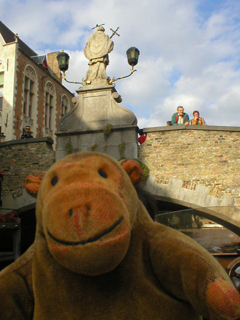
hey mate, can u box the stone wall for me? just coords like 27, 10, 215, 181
0, 138, 55, 197
138, 126, 240, 204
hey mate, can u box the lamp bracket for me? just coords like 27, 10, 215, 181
109, 68, 137, 84
61, 72, 82, 85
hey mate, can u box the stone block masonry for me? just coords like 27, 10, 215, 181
0, 138, 55, 197
138, 126, 240, 203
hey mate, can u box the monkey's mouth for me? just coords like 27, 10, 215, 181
47, 216, 124, 246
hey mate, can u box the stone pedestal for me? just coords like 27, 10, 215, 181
55, 84, 138, 161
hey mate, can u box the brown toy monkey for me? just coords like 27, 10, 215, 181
0, 152, 239, 319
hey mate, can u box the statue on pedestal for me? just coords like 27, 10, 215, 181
83, 26, 114, 85
56, 25, 138, 161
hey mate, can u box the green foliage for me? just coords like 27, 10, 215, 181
134, 159, 150, 183
118, 142, 125, 153
118, 158, 149, 183
103, 124, 113, 137
65, 137, 73, 155
91, 143, 98, 151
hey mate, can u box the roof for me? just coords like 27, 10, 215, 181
31, 55, 48, 69
0, 21, 37, 57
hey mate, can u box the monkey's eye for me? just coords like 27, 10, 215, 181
51, 176, 58, 186
98, 169, 107, 178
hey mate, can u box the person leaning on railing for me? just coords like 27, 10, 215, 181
21, 125, 33, 139
190, 110, 206, 126
171, 106, 190, 126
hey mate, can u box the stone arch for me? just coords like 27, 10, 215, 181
24, 64, 36, 82
146, 178, 240, 235
61, 94, 70, 117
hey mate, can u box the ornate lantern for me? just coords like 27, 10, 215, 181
57, 51, 70, 73
126, 46, 140, 69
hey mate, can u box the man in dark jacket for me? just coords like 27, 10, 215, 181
171, 106, 190, 126
21, 125, 33, 139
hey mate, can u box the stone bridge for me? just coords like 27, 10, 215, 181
1, 126, 240, 235
138, 125, 240, 235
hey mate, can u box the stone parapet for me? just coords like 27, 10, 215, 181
55, 125, 138, 161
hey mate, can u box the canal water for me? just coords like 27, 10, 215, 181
155, 212, 240, 254
181, 228, 240, 253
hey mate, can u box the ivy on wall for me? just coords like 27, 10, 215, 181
103, 124, 113, 137
65, 137, 73, 154
134, 159, 150, 183
91, 143, 98, 151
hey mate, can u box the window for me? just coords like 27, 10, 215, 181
61, 95, 69, 117
45, 91, 54, 129
23, 66, 36, 118
0, 72, 4, 88
23, 76, 34, 117
44, 82, 55, 132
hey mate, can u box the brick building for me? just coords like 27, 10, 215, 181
0, 21, 74, 147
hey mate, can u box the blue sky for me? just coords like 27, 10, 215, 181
1, 0, 240, 127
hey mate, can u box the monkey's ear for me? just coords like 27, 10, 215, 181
119, 160, 142, 187
24, 171, 45, 198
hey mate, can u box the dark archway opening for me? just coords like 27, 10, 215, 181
0, 208, 36, 270
155, 200, 240, 255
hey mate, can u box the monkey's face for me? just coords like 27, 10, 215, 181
36, 153, 139, 275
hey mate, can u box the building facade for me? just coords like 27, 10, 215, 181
0, 21, 74, 147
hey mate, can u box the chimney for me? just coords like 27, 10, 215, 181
47, 52, 62, 83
